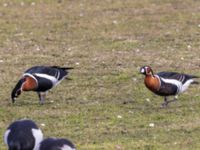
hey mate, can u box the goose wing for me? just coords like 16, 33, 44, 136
157, 72, 198, 84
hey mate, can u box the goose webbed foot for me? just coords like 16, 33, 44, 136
161, 96, 178, 108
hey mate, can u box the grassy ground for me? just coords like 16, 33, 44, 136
0, 0, 200, 149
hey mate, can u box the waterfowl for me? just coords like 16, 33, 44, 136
38, 138, 76, 150
140, 66, 199, 107
4, 119, 43, 150
11, 66, 73, 104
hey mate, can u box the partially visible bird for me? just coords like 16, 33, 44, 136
38, 137, 76, 150
4, 119, 43, 150
140, 66, 199, 107
11, 66, 73, 104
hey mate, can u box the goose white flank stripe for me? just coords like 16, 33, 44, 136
34, 73, 58, 86
160, 77, 182, 93
140, 66, 199, 107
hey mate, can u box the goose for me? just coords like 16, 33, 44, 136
11, 66, 73, 104
4, 119, 43, 150
140, 66, 199, 107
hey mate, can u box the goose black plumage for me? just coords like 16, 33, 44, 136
38, 138, 76, 150
11, 66, 73, 104
140, 66, 199, 107
4, 119, 43, 150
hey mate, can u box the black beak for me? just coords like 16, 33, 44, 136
11, 78, 25, 103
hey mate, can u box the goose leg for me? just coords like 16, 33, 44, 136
38, 92, 46, 104
165, 96, 178, 105
161, 97, 168, 108
161, 96, 178, 108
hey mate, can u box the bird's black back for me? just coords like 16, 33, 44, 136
25, 66, 72, 81
7, 120, 38, 150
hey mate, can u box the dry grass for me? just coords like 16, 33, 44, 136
0, 0, 200, 149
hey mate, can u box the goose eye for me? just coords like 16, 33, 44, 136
146, 67, 152, 74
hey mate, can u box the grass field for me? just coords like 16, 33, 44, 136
0, 0, 200, 149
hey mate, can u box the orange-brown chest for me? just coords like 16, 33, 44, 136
22, 77, 37, 91
144, 75, 160, 92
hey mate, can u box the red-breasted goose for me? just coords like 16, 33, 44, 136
4, 119, 43, 150
11, 66, 73, 104
140, 66, 199, 107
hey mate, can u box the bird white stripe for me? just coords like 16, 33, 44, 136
32, 128, 43, 150
61, 145, 76, 150
154, 75, 161, 88
160, 77, 195, 94
34, 73, 58, 85
181, 79, 194, 93
4, 129, 10, 146
23, 73, 38, 86
160, 77, 182, 93
56, 70, 60, 80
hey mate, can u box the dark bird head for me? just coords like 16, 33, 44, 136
11, 78, 26, 103
140, 66, 154, 76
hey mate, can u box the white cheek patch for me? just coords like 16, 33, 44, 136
140, 68, 145, 73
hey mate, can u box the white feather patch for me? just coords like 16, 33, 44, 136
56, 71, 60, 80
4, 129, 10, 146
23, 73, 38, 86
181, 79, 194, 93
140, 68, 145, 73
161, 77, 195, 94
32, 128, 43, 150
34, 73, 58, 86
61, 145, 76, 150
160, 77, 182, 93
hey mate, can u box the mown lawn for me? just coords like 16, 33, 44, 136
0, 0, 200, 149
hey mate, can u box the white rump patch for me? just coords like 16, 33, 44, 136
61, 145, 76, 150
32, 128, 43, 150
4, 129, 10, 146
181, 79, 194, 93
34, 73, 58, 86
